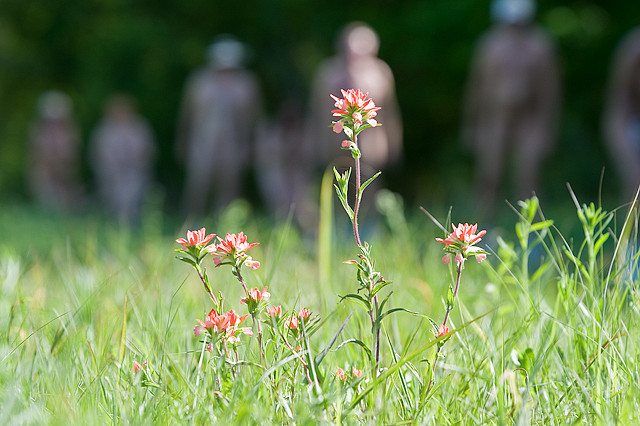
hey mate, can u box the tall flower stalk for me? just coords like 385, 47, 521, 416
331, 89, 381, 247
207, 232, 265, 364
175, 228, 221, 310
331, 89, 388, 375
427, 223, 488, 391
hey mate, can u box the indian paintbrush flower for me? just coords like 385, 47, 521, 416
298, 307, 311, 321
330, 89, 380, 132
436, 223, 488, 265
266, 305, 282, 317
241, 286, 271, 314
176, 228, 216, 248
436, 324, 449, 337
193, 309, 252, 343
132, 360, 146, 373
352, 367, 363, 378
207, 232, 260, 270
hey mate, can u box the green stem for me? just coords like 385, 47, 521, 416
196, 264, 219, 309
234, 264, 265, 365
426, 259, 464, 394
352, 132, 363, 248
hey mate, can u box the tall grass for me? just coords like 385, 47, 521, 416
1, 190, 639, 424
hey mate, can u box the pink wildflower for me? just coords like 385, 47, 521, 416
241, 286, 271, 305
436, 223, 486, 247
330, 89, 381, 130
176, 228, 215, 248
336, 367, 346, 381
221, 309, 250, 329
436, 223, 488, 264
206, 232, 260, 269
224, 326, 253, 344
298, 308, 311, 321
244, 257, 261, 269
194, 309, 224, 336
436, 324, 449, 337
331, 89, 380, 119
132, 360, 146, 372
194, 309, 250, 342
352, 367, 363, 378
266, 305, 282, 317
288, 315, 299, 330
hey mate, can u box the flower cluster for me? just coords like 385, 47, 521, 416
175, 228, 216, 248
436, 223, 488, 265
207, 232, 260, 270
241, 286, 271, 314
266, 305, 282, 317
194, 308, 253, 346
287, 307, 311, 335
132, 360, 146, 373
331, 89, 381, 155
436, 324, 449, 337
331, 89, 380, 131
336, 366, 363, 382
175, 227, 217, 261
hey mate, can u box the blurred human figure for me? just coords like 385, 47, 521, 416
89, 94, 156, 226
27, 90, 82, 212
463, 0, 560, 213
308, 22, 403, 175
604, 27, 640, 201
176, 35, 262, 218
255, 100, 316, 229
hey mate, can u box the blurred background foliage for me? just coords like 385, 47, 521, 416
0, 0, 638, 215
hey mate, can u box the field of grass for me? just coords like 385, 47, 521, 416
1, 189, 639, 424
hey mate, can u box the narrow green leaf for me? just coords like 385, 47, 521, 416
371, 280, 392, 297
175, 256, 197, 268
360, 171, 382, 195
315, 313, 353, 366
593, 233, 609, 256
118, 295, 127, 364
530, 220, 554, 232
333, 184, 354, 220
333, 338, 372, 360
339, 293, 371, 311
530, 261, 551, 283
374, 307, 419, 329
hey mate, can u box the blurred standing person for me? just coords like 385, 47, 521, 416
176, 35, 262, 218
463, 0, 560, 214
307, 21, 403, 179
603, 26, 640, 201
89, 94, 156, 226
27, 90, 82, 212
255, 100, 316, 229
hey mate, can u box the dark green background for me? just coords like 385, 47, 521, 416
0, 0, 637, 213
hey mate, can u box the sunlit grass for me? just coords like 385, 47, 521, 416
1, 190, 639, 424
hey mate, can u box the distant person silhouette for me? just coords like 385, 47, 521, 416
308, 22, 403, 174
27, 90, 82, 212
89, 94, 156, 225
255, 100, 316, 229
463, 0, 560, 213
176, 35, 262, 218
604, 26, 640, 200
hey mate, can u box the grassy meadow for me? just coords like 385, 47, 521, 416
1, 189, 639, 424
